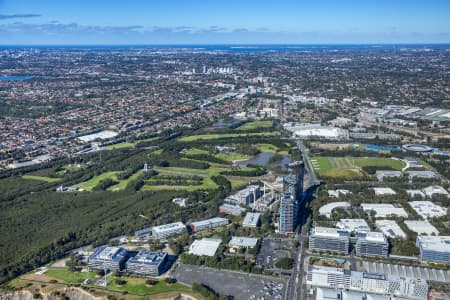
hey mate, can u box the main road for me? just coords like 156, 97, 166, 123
284, 139, 320, 300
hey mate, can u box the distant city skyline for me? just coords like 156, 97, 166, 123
1, 0, 450, 45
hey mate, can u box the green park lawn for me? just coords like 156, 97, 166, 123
178, 132, 279, 142
104, 141, 135, 150
142, 177, 218, 191
235, 120, 273, 131
227, 177, 251, 190
22, 175, 61, 183
73, 171, 119, 191
185, 148, 210, 155
44, 268, 191, 296
310, 156, 405, 179
256, 143, 290, 155
215, 151, 249, 162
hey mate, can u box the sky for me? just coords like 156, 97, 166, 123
0, 0, 449, 45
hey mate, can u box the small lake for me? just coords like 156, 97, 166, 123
237, 152, 292, 171
0, 76, 34, 81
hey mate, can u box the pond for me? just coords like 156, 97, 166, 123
237, 152, 292, 171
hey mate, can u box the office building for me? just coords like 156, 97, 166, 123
219, 203, 246, 216
242, 212, 261, 228
309, 227, 350, 254
126, 250, 167, 276
355, 232, 389, 258
189, 217, 228, 232
152, 222, 186, 239
416, 236, 450, 263
88, 246, 129, 271
224, 185, 261, 206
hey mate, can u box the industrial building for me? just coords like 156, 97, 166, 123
189, 217, 228, 232
228, 236, 259, 253
375, 170, 402, 182
224, 185, 261, 206
372, 187, 397, 196
283, 123, 349, 140
307, 265, 428, 299
355, 232, 389, 258
327, 189, 351, 198
126, 250, 167, 276
336, 219, 370, 233
422, 185, 448, 198
406, 170, 437, 180
375, 220, 406, 239
134, 227, 152, 237
416, 236, 450, 264
361, 204, 408, 218
188, 238, 222, 257
309, 227, 350, 254
404, 220, 439, 236
408, 201, 447, 219
152, 222, 186, 239
219, 203, 246, 216
406, 190, 425, 199
88, 246, 129, 271
319, 202, 351, 218
242, 212, 261, 228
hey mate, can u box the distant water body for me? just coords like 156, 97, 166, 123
1, 44, 448, 52
0, 76, 34, 81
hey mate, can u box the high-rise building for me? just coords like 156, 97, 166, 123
279, 161, 304, 234
279, 193, 299, 234
309, 227, 350, 254
355, 232, 389, 258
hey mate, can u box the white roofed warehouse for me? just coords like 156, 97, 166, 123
319, 202, 350, 218
228, 236, 258, 253
188, 238, 222, 257
242, 212, 261, 228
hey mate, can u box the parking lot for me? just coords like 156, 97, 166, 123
257, 238, 293, 269
173, 264, 286, 300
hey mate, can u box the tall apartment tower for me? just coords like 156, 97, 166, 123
279, 161, 305, 234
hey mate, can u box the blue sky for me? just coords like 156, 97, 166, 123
0, 0, 449, 44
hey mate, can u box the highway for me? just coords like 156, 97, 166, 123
284, 139, 320, 300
